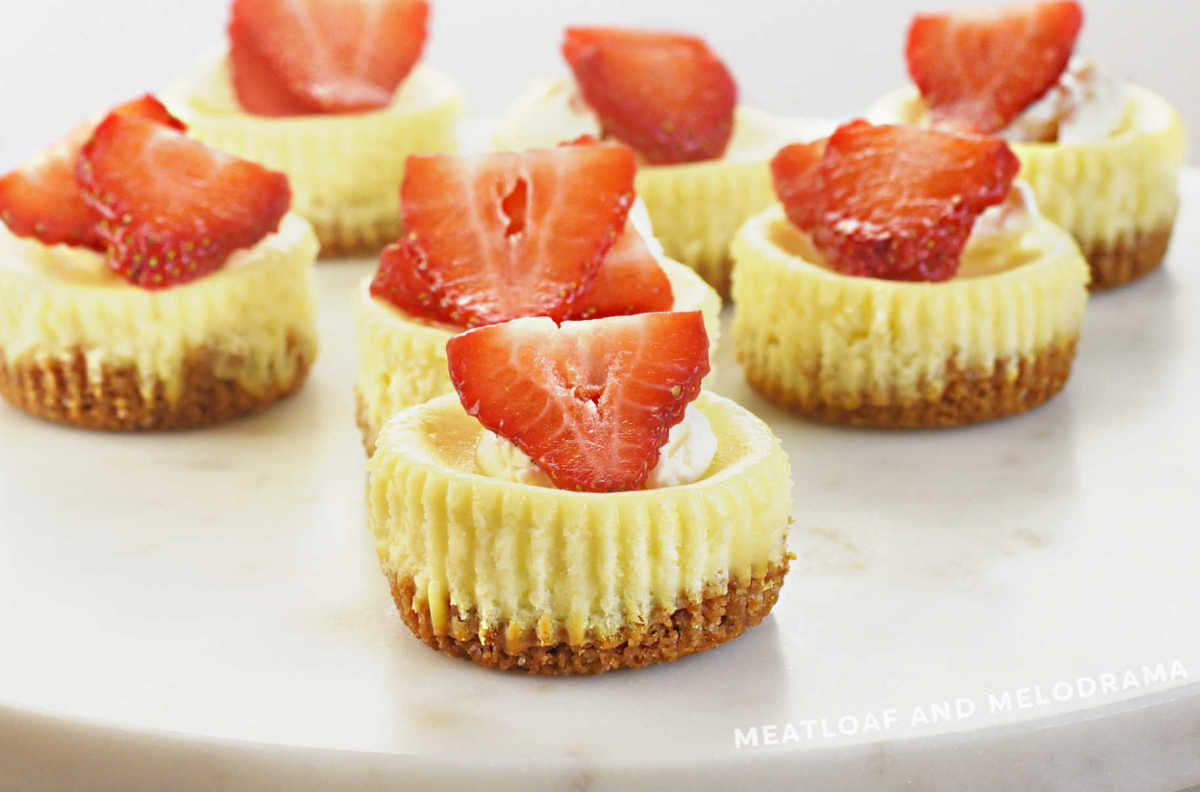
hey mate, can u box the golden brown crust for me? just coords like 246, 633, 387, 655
387, 560, 790, 675
313, 216, 401, 259
0, 335, 313, 431
1081, 224, 1174, 291
714, 257, 734, 301
746, 341, 1078, 429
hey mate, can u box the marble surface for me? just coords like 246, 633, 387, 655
1, 174, 1199, 791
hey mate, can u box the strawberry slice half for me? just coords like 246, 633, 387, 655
771, 120, 1019, 282
229, 0, 429, 116
906, 0, 1084, 133
0, 95, 184, 249
566, 223, 673, 320
562, 27, 737, 165
77, 114, 290, 289
770, 138, 826, 234
447, 311, 710, 492
557, 133, 673, 318
370, 235, 444, 322
400, 146, 637, 327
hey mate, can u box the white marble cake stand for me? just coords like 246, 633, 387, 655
2, 170, 1199, 792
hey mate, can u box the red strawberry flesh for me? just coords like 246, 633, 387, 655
229, 0, 429, 116
370, 235, 444, 323
771, 120, 1019, 282
399, 145, 636, 326
447, 311, 710, 492
770, 138, 826, 234
905, 0, 1084, 133
77, 115, 290, 288
563, 27, 737, 164
0, 95, 184, 249
566, 223, 673, 319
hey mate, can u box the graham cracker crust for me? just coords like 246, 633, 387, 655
313, 215, 401, 259
710, 257, 734, 302
1082, 224, 1174, 291
387, 560, 789, 674
746, 340, 1078, 429
0, 336, 313, 431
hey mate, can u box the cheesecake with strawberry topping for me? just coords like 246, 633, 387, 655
367, 311, 792, 673
871, 0, 1185, 289
732, 120, 1089, 428
166, 0, 462, 255
0, 96, 318, 430
354, 144, 722, 452
493, 26, 810, 296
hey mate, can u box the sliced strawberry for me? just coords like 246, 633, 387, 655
229, 0, 429, 116
0, 135, 104, 249
77, 115, 290, 288
771, 120, 1019, 282
370, 235, 444, 322
770, 138, 826, 233
562, 27, 737, 165
566, 224, 673, 320
400, 146, 636, 327
561, 134, 600, 146
906, 0, 1084, 133
447, 311, 710, 492
108, 95, 187, 132
228, 13, 314, 116
558, 134, 674, 318
0, 95, 183, 249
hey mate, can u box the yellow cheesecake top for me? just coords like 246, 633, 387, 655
367, 391, 791, 645
0, 213, 320, 398
174, 56, 460, 121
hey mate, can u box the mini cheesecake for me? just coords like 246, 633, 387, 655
733, 203, 1087, 427
0, 216, 318, 429
871, 0, 1185, 289
0, 95, 318, 430
167, 0, 462, 256
368, 313, 791, 673
493, 27, 813, 296
733, 120, 1089, 428
355, 145, 723, 452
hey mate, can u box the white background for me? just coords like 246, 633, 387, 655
0, 0, 1195, 167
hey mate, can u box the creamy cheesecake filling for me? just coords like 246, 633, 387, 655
475, 403, 717, 490
493, 77, 603, 151
0, 213, 320, 400
368, 391, 791, 642
999, 57, 1128, 144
